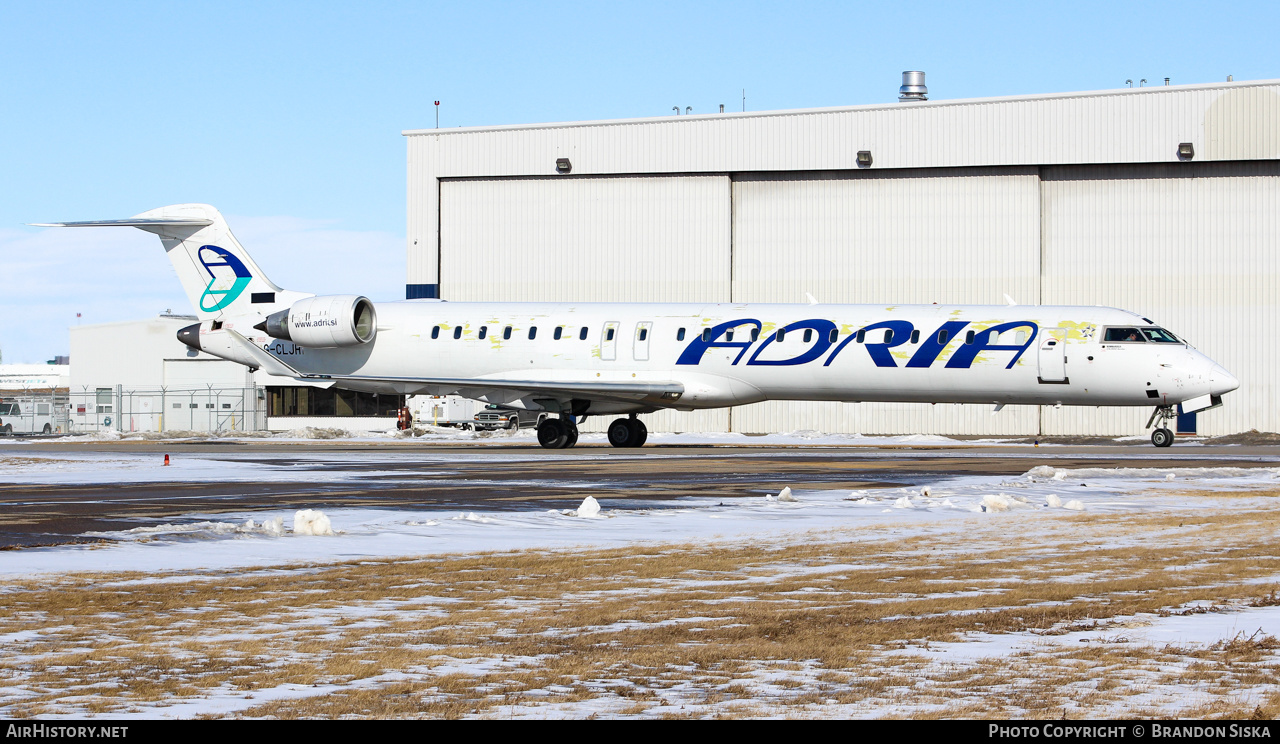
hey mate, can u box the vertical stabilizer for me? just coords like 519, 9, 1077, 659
133, 204, 282, 319
35, 203, 298, 320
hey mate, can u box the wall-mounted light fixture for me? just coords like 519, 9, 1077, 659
856, 150, 873, 167
1177, 143, 1194, 160
555, 158, 572, 174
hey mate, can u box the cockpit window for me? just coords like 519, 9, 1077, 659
1141, 327, 1181, 343
1104, 327, 1146, 343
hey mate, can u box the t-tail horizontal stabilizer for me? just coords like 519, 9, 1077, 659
32, 204, 297, 320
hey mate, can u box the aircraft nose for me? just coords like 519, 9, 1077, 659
1209, 363, 1239, 396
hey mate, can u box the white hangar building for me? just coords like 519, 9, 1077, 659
403, 77, 1280, 437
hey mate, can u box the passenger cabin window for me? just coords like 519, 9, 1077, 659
677, 328, 686, 341
828, 329, 838, 343
726, 330, 734, 341
528, 326, 538, 340
453, 326, 462, 339
701, 328, 711, 342
638, 328, 648, 341
751, 328, 760, 341
579, 326, 588, 340
1142, 327, 1180, 343
1104, 327, 1146, 343
553, 326, 563, 340
431, 326, 440, 339
478, 326, 487, 340
776, 329, 786, 342
503, 326, 512, 340
856, 329, 865, 344
608, 328, 616, 341
938, 330, 949, 344
803, 329, 813, 343
884, 329, 894, 343
965, 330, 975, 345
910, 330, 920, 344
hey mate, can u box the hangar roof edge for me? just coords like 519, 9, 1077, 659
402, 78, 1280, 137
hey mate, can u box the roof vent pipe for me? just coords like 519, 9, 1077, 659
899, 71, 928, 102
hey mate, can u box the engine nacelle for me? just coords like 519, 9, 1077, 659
259, 295, 377, 348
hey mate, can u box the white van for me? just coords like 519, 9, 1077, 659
0, 399, 58, 435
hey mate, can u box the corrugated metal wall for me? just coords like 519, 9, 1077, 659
408, 82, 1280, 291
1040, 161, 1280, 436
440, 176, 730, 302
729, 169, 1043, 435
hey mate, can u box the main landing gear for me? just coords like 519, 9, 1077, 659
1147, 405, 1176, 448
537, 415, 579, 449
607, 415, 648, 448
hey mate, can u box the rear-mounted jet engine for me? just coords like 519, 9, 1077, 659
256, 295, 377, 348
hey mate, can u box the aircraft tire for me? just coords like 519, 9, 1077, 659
630, 419, 648, 447
564, 424, 579, 448
537, 419, 569, 449
1151, 427, 1174, 448
607, 419, 633, 447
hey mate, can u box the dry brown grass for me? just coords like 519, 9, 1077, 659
1, 491, 1279, 718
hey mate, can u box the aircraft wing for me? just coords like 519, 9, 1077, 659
318, 373, 685, 408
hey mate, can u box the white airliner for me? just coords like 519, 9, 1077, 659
38, 204, 1239, 449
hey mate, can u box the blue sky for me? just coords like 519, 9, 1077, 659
2, 1, 1276, 362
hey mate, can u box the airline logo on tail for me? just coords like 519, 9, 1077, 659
198, 245, 252, 312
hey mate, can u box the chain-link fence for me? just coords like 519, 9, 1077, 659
66, 385, 266, 434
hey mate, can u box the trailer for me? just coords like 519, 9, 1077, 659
410, 395, 481, 429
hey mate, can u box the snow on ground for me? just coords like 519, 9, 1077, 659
14, 426, 999, 446
1, 448, 1278, 578
3, 446, 1280, 718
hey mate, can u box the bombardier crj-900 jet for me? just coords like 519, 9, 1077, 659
39, 204, 1240, 449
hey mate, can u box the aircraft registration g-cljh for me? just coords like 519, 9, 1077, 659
38, 204, 1239, 449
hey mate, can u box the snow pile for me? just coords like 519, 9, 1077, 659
777, 487, 796, 503
1026, 465, 1067, 481
575, 496, 602, 518
92, 518, 289, 540
1046, 494, 1063, 508
894, 496, 914, 509
981, 494, 1012, 512
245, 517, 284, 536
1166, 473, 1177, 481
920, 486, 932, 497
293, 510, 334, 536
1063, 500, 1085, 511
282, 427, 354, 440
453, 512, 496, 524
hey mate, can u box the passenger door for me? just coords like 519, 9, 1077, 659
1037, 329, 1068, 383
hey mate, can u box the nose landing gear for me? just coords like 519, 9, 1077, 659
1146, 405, 1176, 448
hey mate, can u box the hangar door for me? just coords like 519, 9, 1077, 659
440, 175, 731, 302
729, 168, 1043, 436
1039, 162, 1280, 437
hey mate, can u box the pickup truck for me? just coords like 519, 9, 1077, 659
472, 405, 548, 431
